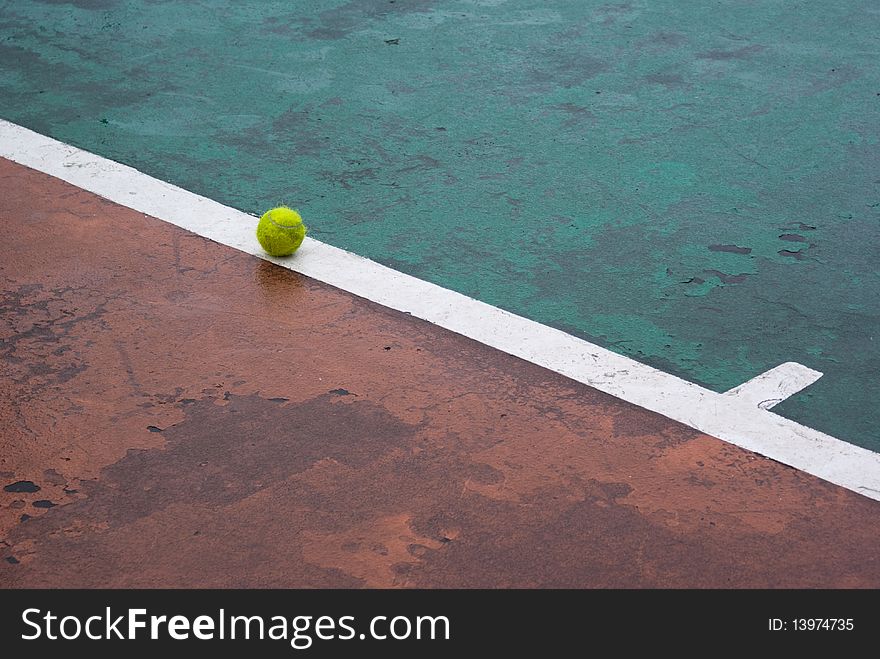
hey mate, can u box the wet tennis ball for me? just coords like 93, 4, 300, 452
256, 206, 307, 257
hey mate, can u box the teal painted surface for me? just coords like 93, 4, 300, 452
1, 0, 878, 449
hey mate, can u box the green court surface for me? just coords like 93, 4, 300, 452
1, 0, 878, 450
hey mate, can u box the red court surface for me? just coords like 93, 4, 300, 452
2, 158, 879, 588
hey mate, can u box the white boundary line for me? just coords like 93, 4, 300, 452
2, 118, 879, 502
724, 362, 823, 410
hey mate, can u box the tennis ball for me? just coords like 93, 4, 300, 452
256, 206, 307, 257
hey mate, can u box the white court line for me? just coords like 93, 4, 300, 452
724, 362, 823, 410
2, 118, 879, 502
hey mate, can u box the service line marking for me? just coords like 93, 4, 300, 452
2, 118, 878, 501
724, 362, 823, 410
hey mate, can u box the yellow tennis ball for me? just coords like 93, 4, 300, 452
256, 206, 307, 257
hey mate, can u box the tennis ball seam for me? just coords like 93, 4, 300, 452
268, 217, 304, 230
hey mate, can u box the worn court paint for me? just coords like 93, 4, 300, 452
0, 1, 878, 450
3, 125, 880, 502
2, 160, 879, 587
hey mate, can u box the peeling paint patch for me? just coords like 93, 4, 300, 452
4, 481, 40, 493
709, 244, 752, 255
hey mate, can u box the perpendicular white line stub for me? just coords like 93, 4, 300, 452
2, 117, 879, 502
724, 362, 824, 410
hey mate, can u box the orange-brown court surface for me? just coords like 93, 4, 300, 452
1, 158, 879, 588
